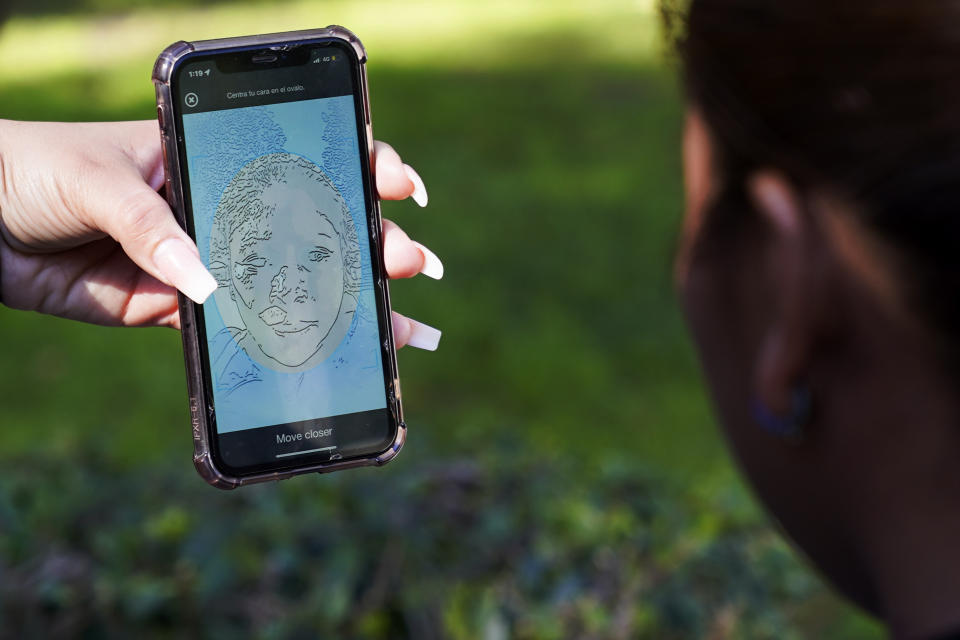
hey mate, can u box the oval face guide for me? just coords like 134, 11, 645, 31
154, 28, 404, 489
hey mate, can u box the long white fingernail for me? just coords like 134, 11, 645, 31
406, 319, 441, 351
403, 164, 428, 208
413, 241, 444, 280
153, 238, 218, 304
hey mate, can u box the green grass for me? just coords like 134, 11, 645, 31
0, 0, 712, 478
0, 1, 882, 636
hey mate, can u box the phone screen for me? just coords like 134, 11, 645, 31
170, 41, 396, 475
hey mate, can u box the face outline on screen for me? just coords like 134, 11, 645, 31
209, 152, 362, 373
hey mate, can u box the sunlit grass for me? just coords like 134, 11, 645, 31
0, 0, 658, 84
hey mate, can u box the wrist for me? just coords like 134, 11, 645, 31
0, 119, 25, 309
0, 120, 7, 306
0, 226, 10, 309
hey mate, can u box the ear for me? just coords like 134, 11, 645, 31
747, 171, 829, 416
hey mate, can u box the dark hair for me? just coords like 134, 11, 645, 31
665, 0, 960, 343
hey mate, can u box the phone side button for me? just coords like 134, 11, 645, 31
157, 104, 169, 133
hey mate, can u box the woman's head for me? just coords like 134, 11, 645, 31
210, 153, 361, 371
671, 0, 960, 342
667, 0, 960, 633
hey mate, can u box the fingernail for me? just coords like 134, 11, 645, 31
153, 238, 218, 304
406, 319, 441, 351
403, 164, 428, 208
413, 241, 444, 280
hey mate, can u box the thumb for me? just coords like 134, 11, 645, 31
86, 166, 217, 304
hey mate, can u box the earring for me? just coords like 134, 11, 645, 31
751, 387, 811, 442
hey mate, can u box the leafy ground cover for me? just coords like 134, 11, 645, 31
0, 444, 866, 639
0, 1, 881, 637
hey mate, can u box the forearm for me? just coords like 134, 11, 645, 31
0, 118, 32, 310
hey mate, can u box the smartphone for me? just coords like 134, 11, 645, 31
153, 27, 405, 489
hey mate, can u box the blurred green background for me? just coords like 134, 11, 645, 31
0, 1, 883, 637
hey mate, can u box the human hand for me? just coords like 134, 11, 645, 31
0, 120, 441, 349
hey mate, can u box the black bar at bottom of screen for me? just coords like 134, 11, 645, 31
217, 408, 393, 468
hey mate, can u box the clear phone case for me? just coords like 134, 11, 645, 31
153, 26, 405, 489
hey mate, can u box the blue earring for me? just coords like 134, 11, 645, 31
752, 387, 811, 442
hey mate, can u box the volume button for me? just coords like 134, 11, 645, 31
157, 104, 169, 132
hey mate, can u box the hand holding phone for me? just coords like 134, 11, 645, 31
0, 124, 434, 334
153, 27, 440, 488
